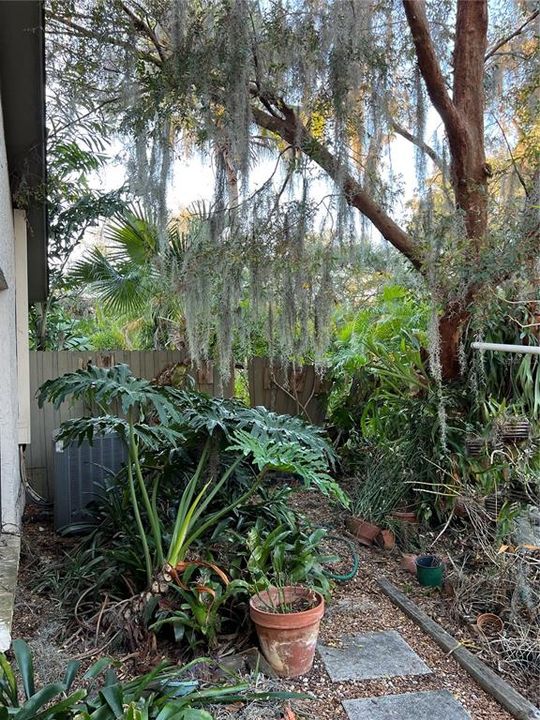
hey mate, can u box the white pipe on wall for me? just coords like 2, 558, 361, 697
471, 341, 540, 355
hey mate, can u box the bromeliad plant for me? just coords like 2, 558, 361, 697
39, 364, 347, 592
0, 639, 304, 719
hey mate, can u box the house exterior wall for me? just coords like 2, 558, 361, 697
0, 95, 23, 532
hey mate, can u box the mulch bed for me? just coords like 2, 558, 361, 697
11, 498, 537, 719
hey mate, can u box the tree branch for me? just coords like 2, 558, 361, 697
116, 0, 167, 64
46, 13, 163, 68
492, 115, 530, 198
485, 9, 539, 62
251, 102, 422, 271
391, 119, 443, 170
402, 0, 465, 152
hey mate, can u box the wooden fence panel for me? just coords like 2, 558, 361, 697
26, 353, 328, 499
26, 351, 230, 498
248, 357, 329, 425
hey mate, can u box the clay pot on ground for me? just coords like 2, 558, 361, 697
249, 586, 324, 678
346, 516, 381, 546
476, 612, 504, 637
377, 529, 396, 550
391, 510, 418, 524
400, 553, 418, 574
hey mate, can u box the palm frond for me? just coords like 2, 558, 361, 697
68, 246, 150, 315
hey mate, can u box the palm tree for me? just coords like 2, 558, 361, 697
68, 208, 188, 349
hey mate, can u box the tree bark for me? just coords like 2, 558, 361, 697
403, 0, 489, 246
402, 0, 489, 377
438, 306, 469, 380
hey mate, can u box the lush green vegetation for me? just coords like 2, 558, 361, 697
327, 283, 540, 529
0, 639, 301, 719
15, 0, 540, 707
37, 364, 346, 651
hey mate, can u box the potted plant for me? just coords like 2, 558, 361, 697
465, 433, 489, 457
500, 415, 530, 442
249, 584, 324, 677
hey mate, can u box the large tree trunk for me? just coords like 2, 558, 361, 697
403, 0, 489, 379
438, 308, 469, 380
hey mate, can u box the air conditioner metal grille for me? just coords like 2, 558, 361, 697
53, 431, 127, 532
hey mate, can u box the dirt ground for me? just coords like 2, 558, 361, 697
11, 498, 537, 719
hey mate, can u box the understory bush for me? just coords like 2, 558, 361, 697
37, 364, 346, 650
328, 285, 540, 527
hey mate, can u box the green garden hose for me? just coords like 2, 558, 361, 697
322, 534, 360, 582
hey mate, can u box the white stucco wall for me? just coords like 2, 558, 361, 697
0, 95, 23, 532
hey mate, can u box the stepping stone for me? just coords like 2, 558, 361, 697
343, 690, 470, 719
318, 629, 431, 681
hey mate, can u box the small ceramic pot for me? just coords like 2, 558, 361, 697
476, 612, 504, 636
400, 554, 418, 575
416, 555, 444, 587
377, 529, 396, 550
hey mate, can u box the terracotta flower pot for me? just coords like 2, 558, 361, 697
377, 529, 396, 550
400, 553, 418, 574
346, 516, 381, 545
391, 510, 418, 524
249, 586, 324, 677
477, 612, 504, 636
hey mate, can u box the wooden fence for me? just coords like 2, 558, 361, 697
26, 351, 327, 499
248, 357, 329, 425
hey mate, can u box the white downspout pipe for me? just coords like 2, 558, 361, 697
471, 342, 540, 356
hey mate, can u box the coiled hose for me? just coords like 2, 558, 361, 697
322, 533, 360, 582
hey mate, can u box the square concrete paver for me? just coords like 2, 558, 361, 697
343, 690, 470, 719
318, 629, 431, 681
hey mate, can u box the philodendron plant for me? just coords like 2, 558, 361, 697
39, 364, 347, 589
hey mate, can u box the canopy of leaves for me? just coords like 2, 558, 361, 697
45, 0, 539, 373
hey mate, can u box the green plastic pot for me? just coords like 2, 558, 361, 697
416, 555, 443, 587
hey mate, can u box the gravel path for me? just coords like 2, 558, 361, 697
282, 492, 516, 720
12, 501, 529, 719
284, 573, 514, 719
